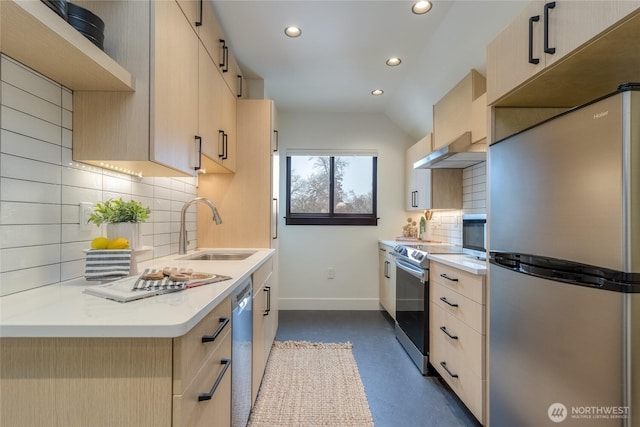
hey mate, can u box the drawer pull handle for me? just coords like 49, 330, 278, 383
440, 361, 459, 378
440, 296, 458, 307
440, 273, 459, 282
440, 326, 458, 340
264, 286, 271, 316
198, 358, 231, 401
202, 317, 230, 343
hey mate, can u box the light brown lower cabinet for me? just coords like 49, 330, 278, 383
429, 261, 486, 424
0, 296, 232, 427
252, 257, 276, 403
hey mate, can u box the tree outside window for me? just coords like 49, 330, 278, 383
286, 155, 377, 225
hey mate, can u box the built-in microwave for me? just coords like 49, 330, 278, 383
462, 214, 487, 259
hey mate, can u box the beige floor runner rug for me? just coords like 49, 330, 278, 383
248, 341, 375, 427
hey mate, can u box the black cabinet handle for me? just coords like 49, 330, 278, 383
194, 135, 202, 171
219, 39, 227, 69
218, 130, 225, 159
198, 358, 231, 401
543, 2, 556, 54
528, 15, 540, 64
440, 326, 459, 340
223, 46, 229, 73
440, 273, 459, 282
195, 0, 203, 27
440, 296, 459, 307
201, 317, 230, 343
237, 75, 243, 98
264, 286, 271, 316
273, 130, 279, 152
440, 361, 459, 378
222, 133, 228, 160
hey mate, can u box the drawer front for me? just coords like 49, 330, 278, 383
430, 304, 484, 423
430, 303, 484, 379
173, 330, 232, 427
430, 262, 485, 304
431, 281, 484, 333
173, 295, 232, 394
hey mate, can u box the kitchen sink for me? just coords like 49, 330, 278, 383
178, 250, 257, 261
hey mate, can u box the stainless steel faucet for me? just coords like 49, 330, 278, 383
179, 197, 222, 254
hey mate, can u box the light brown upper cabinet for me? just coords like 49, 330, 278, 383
487, 1, 640, 106
73, 1, 199, 176
433, 70, 486, 151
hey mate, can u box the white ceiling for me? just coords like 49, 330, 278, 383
212, 1, 529, 141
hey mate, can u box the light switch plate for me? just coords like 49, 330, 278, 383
79, 202, 94, 231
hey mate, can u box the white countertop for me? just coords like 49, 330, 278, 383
0, 248, 275, 338
379, 239, 486, 275
427, 253, 487, 275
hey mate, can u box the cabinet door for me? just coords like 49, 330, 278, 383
252, 283, 266, 404
384, 253, 396, 320
220, 85, 237, 172
198, 45, 223, 164
152, 0, 198, 175
486, 1, 545, 105
405, 135, 431, 211
544, 1, 640, 68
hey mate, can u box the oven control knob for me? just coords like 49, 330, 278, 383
415, 253, 424, 260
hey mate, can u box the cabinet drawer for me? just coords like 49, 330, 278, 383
430, 305, 484, 423
430, 303, 484, 378
173, 330, 232, 427
173, 295, 232, 394
430, 262, 485, 304
431, 281, 484, 333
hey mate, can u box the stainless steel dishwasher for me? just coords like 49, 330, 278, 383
231, 278, 252, 427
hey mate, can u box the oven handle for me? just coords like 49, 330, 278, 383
395, 259, 425, 281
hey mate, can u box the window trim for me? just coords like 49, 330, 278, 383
285, 155, 378, 226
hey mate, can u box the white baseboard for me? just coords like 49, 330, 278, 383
278, 298, 381, 311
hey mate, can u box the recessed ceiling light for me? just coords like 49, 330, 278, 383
371, 89, 384, 96
412, 0, 432, 15
386, 57, 401, 66
284, 26, 302, 38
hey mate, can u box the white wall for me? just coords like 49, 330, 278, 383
0, 55, 198, 296
277, 112, 413, 310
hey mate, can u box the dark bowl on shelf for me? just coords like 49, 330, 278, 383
68, 16, 105, 42
41, 0, 67, 20
67, 2, 105, 31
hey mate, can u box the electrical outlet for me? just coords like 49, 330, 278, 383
327, 267, 335, 279
79, 202, 94, 231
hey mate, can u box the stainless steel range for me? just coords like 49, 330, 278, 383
392, 243, 462, 375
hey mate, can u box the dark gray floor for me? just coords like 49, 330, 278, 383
275, 310, 481, 427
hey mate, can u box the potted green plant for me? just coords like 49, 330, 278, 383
88, 198, 151, 250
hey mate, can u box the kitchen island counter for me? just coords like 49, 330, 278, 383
0, 248, 274, 338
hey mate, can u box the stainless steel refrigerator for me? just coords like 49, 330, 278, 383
489, 85, 640, 426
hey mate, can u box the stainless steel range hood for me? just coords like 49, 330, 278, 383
413, 132, 486, 169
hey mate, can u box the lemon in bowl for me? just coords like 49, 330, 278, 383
91, 236, 109, 249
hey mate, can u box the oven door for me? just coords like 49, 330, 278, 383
395, 259, 427, 354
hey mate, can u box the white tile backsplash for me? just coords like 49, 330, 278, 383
0, 55, 198, 296
463, 162, 487, 214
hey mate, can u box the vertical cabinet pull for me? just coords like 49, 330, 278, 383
195, 0, 203, 27
440, 361, 459, 379
194, 135, 202, 171
264, 286, 271, 316
218, 39, 227, 69
543, 2, 556, 54
384, 260, 391, 279
528, 15, 540, 64
218, 130, 227, 160
273, 130, 279, 152
222, 133, 228, 160
201, 317, 230, 343
237, 75, 243, 98
198, 359, 231, 401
